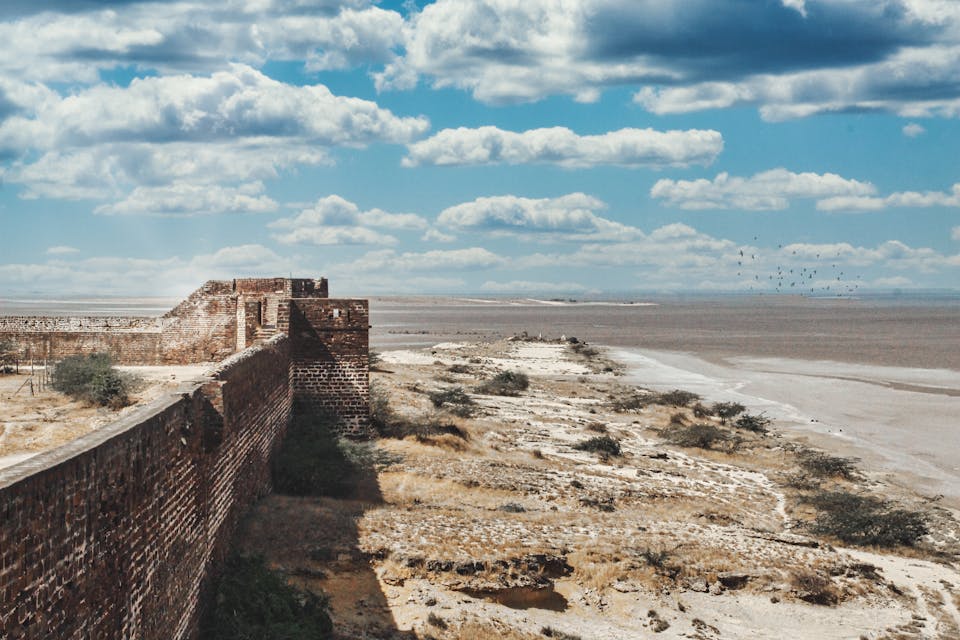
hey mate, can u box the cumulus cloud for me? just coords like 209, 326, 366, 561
0, 2, 403, 82
403, 126, 722, 168
651, 169, 876, 210
95, 182, 278, 216
373, 0, 960, 119
269, 195, 428, 246
782, 240, 960, 271
634, 44, 960, 121
437, 193, 642, 241
0, 65, 428, 209
816, 183, 960, 211
0, 65, 427, 153
903, 122, 926, 137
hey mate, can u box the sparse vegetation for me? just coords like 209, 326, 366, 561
51, 353, 137, 409
541, 626, 582, 640
691, 402, 714, 418
712, 401, 746, 424
573, 435, 621, 456
447, 363, 473, 374
426, 612, 448, 630
0, 339, 16, 373
476, 370, 529, 396
789, 570, 839, 606
609, 388, 651, 412
273, 410, 395, 498
428, 386, 476, 416
653, 389, 700, 407
803, 490, 929, 547
200, 554, 332, 640
797, 449, 861, 480
568, 341, 600, 359
733, 412, 771, 434
663, 423, 736, 451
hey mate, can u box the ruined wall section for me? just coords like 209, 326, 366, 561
281, 298, 370, 437
0, 336, 292, 640
159, 281, 237, 364
0, 316, 163, 365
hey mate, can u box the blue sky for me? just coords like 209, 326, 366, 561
1, 0, 958, 297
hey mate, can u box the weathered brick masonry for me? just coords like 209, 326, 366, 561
282, 298, 371, 437
0, 277, 370, 639
0, 336, 292, 640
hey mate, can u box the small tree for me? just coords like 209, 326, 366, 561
712, 402, 746, 424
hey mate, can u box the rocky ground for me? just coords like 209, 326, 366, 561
234, 338, 960, 640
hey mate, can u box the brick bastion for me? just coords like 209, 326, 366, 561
0, 278, 369, 639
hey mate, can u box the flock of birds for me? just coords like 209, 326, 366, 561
736, 236, 862, 297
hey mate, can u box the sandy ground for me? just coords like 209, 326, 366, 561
0, 364, 212, 470
614, 348, 960, 510
237, 339, 960, 640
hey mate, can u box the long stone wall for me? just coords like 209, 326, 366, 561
0, 336, 292, 640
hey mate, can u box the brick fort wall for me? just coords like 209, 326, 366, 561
0, 336, 292, 640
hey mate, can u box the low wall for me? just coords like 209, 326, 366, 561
0, 336, 292, 640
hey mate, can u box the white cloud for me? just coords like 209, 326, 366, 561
873, 276, 914, 287
268, 195, 427, 246
952, 226, 960, 241
403, 126, 722, 168
0, 3, 404, 83
651, 169, 876, 210
344, 247, 506, 273
0, 65, 427, 153
782, 240, 960, 271
903, 122, 926, 137
480, 280, 587, 293
634, 44, 960, 121
422, 228, 457, 243
0, 65, 428, 211
271, 227, 398, 246
0, 244, 299, 296
437, 193, 642, 241
95, 182, 278, 216
817, 183, 960, 211
45, 245, 79, 255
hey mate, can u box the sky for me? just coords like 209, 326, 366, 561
1, 0, 959, 297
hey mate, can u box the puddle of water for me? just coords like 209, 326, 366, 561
459, 585, 568, 612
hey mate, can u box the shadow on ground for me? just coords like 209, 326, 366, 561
232, 414, 415, 639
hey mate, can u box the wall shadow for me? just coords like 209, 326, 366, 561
227, 409, 413, 639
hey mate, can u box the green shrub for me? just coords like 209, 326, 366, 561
573, 435, 621, 456
712, 402, 746, 424
691, 402, 714, 418
428, 387, 475, 410
653, 389, 700, 407
476, 370, 530, 396
663, 423, 734, 450
733, 412, 771, 434
369, 382, 395, 434
200, 554, 332, 640
447, 363, 473, 374
797, 450, 860, 480
51, 353, 136, 409
609, 389, 651, 412
803, 490, 929, 547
